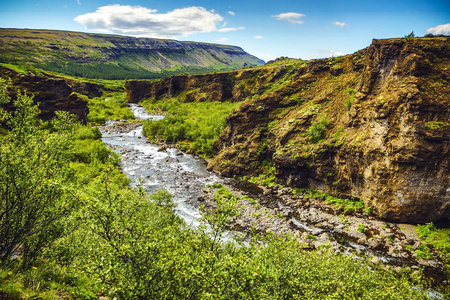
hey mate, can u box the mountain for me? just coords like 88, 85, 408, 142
126, 36, 450, 224
0, 28, 264, 80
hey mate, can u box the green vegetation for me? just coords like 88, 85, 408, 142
141, 97, 241, 156
292, 188, 368, 213
264, 57, 307, 67
358, 224, 366, 233
87, 91, 135, 123
38, 61, 232, 80
247, 160, 279, 187
307, 116, 330, 143
415, 222, 450, 294
425, 121, 446, 130
0, 78, 128, 298
344, 88, 355, 110
0, 78, 435, 299
0, 28, 263, 80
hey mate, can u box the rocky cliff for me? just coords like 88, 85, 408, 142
0, 66, 89, 123
0, 28, 264, 79
126, 36, 449, 223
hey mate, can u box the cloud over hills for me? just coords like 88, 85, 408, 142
74, 5, 243, 38
426, 23, 450, 34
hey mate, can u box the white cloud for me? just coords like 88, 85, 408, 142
217, 26, 245, 32
308, 48, 344, 59
216, 37, 230, 43
333, 21, 346, 28
426, 23, 450, 34
254, 35, 264, 39
272, 12, 305, 24
74, 5, 243, 38
76, 0, 81, 5
228, 11, 235, 16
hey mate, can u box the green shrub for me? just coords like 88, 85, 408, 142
0, 86, 77, 267
307, 116, 330, 143
416, 244, 433, 260
358, 224, 366, 233
417, 222, 437, 240
344, 88, 355, 110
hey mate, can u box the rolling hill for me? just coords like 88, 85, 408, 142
0, 28, 264, 80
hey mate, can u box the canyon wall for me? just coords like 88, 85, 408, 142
0, 66, 89, 123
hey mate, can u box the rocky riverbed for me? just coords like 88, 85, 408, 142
201, 182, 447, 285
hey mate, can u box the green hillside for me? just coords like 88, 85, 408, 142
0, 28, 264, 80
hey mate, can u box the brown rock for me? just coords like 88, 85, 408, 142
0, 66, 89, 123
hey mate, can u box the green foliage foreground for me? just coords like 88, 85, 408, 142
0, 80, 432, 299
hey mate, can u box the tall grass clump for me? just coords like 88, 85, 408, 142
141, 98, 241, 156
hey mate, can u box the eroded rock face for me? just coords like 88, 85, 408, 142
213, 38, 450, 223
126, 37, 450, 223
0, 66, 89, 123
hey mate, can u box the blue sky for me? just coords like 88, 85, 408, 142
1, 0, 449, 61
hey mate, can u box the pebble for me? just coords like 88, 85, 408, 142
371, 257, 381, 264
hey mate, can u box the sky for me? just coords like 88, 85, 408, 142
0, 0, 449, 62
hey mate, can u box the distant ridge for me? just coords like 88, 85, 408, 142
0, 28, 264, 80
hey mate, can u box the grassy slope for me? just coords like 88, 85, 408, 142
0, 28, 263, 80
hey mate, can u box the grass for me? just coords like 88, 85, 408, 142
307, 116, 330, 143
292, 188, 368, 213
140, 97, 241, 157
0, 260, 100, 300
87, 91, 135, 124
246, 160, 279, 187
0, 28, 263, 80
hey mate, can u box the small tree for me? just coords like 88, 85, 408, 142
0, 78, 76, 267
404, 31, 415, 41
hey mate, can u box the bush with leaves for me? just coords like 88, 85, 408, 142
307, 116, 330, 143
87, 92, 135, 124
0, 80, 77, 267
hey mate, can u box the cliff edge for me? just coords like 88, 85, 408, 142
0, 66, 90, 123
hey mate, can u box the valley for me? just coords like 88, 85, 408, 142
0, 29, 449, 299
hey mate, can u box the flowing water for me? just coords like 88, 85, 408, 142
101, 104, 221, 226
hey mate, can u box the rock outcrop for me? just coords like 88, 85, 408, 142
0, 66, 89, 123
127, 72, 240, 103
126, 37, 450, 223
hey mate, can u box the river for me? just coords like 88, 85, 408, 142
101, 103, 221, 226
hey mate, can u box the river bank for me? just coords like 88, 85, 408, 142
201, 183, 445, 283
